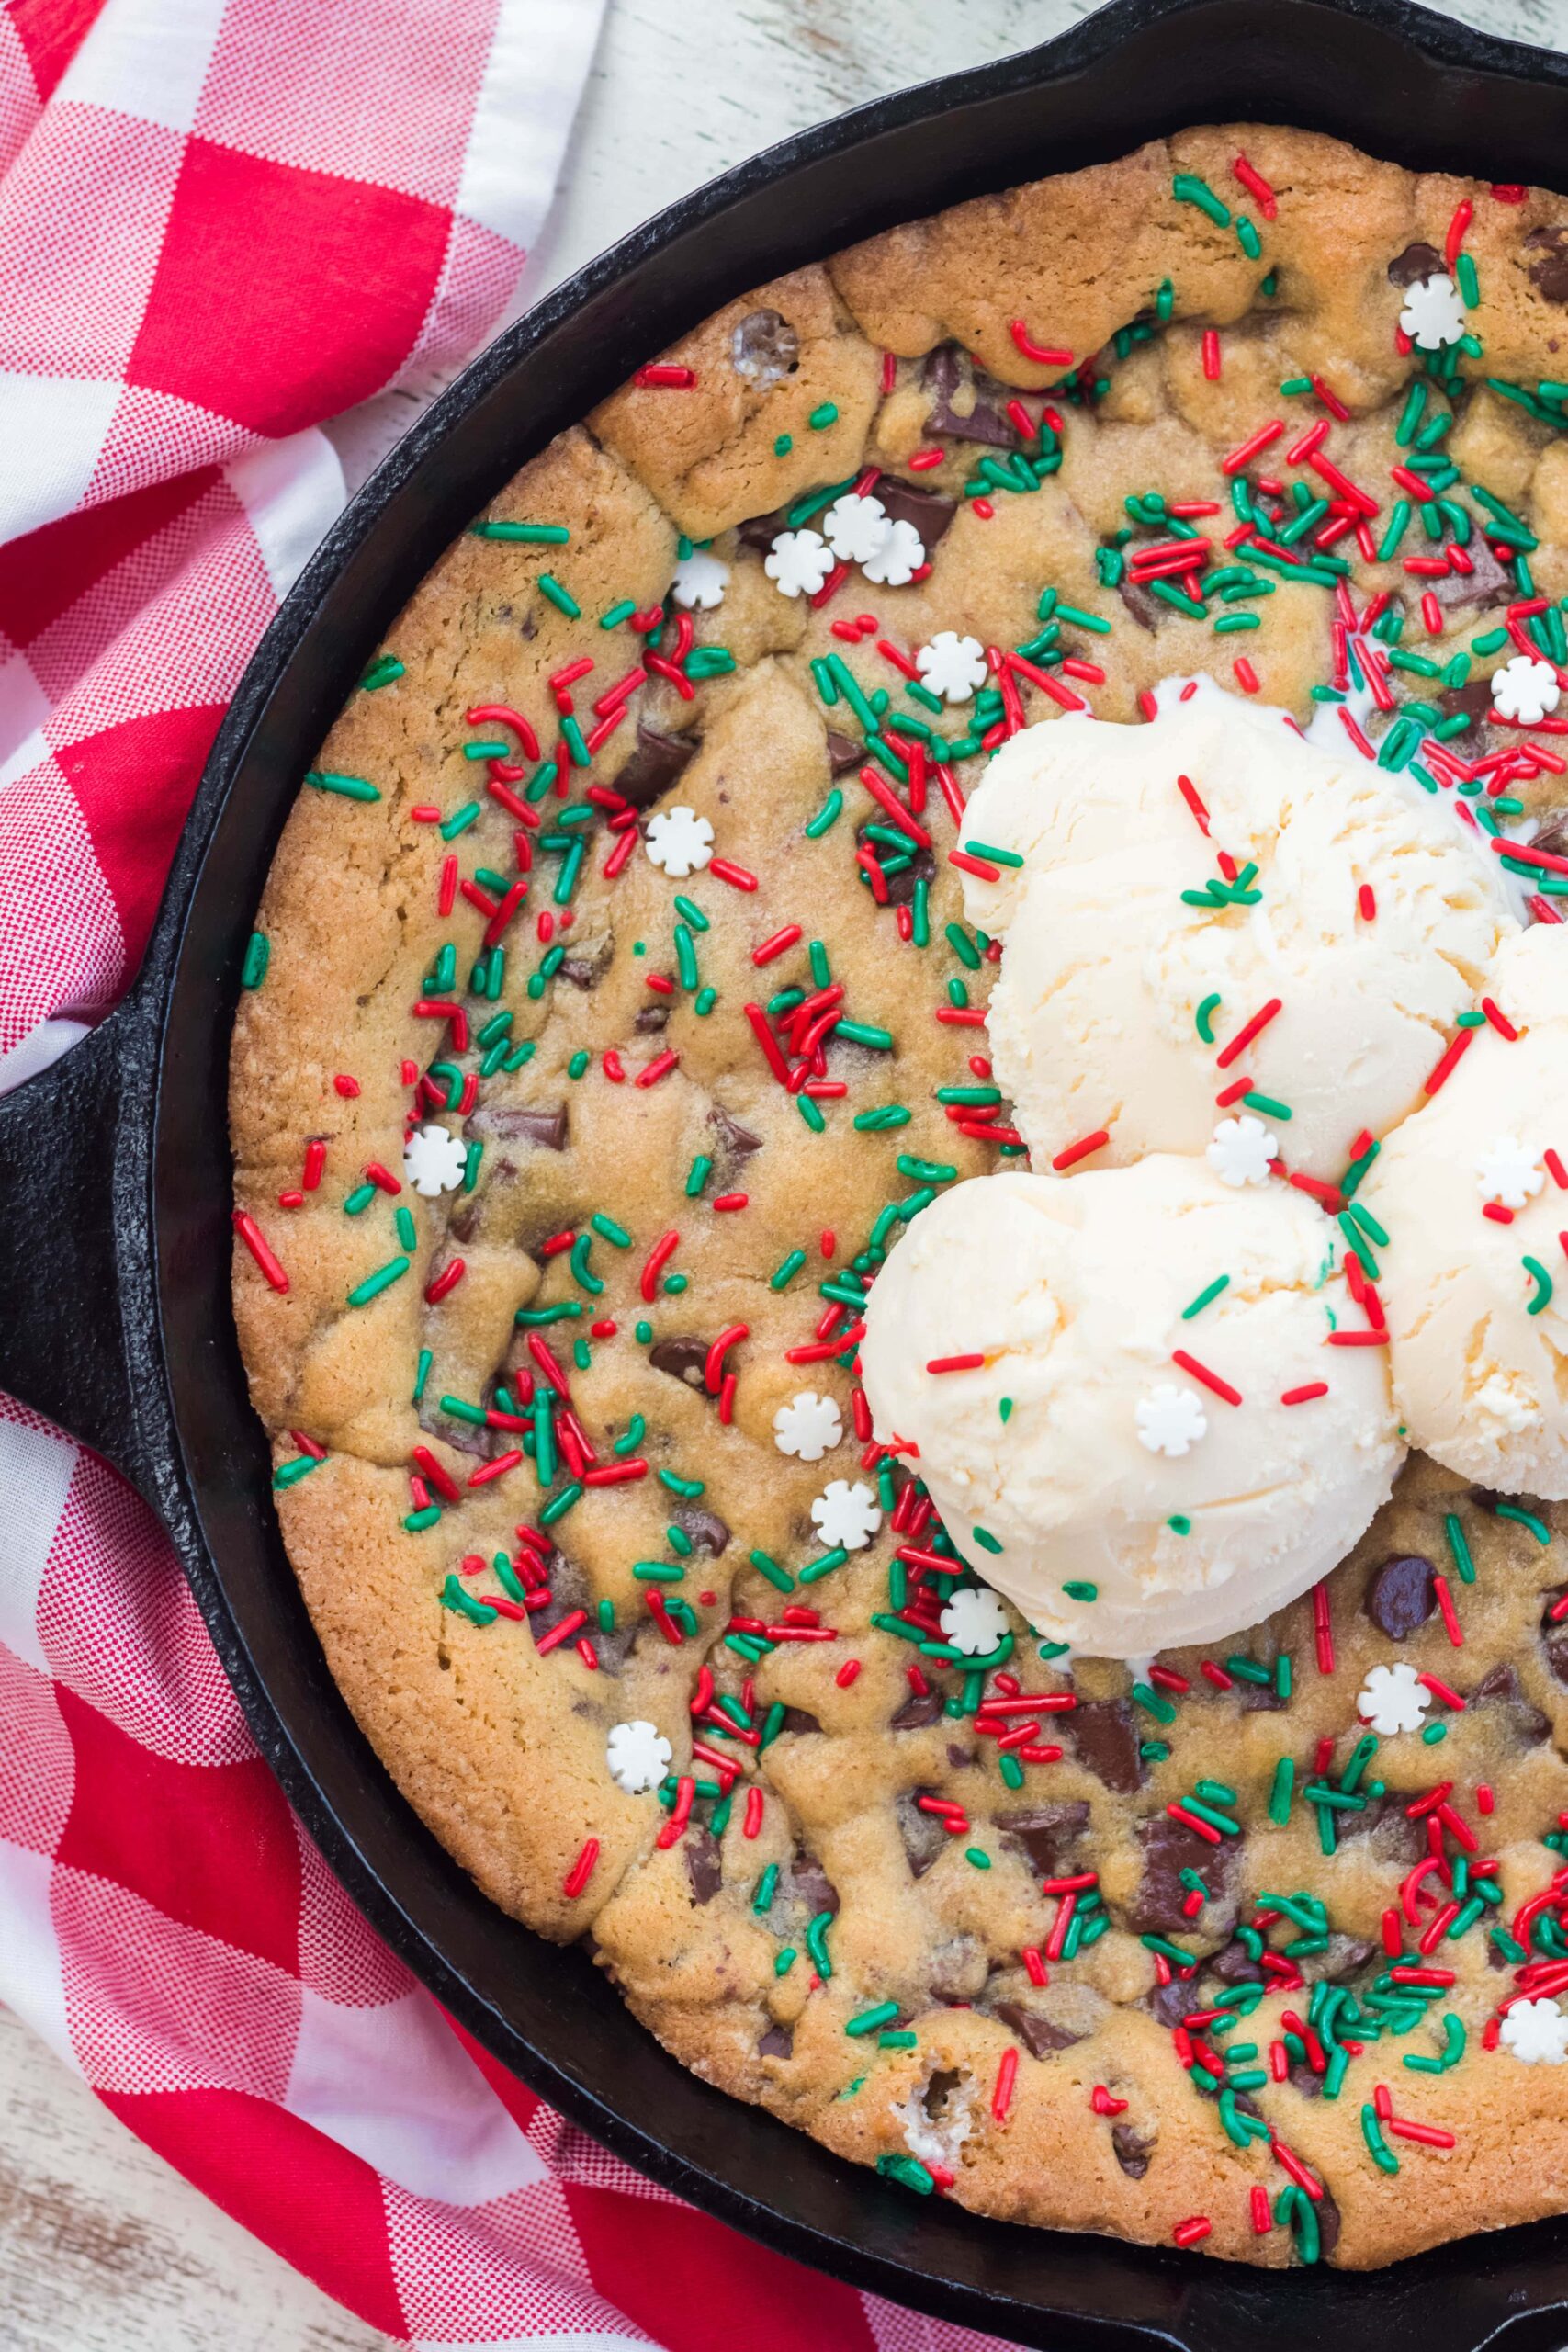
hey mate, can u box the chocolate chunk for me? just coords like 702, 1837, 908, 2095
946, 1741, 977, 1770
1387, 240, 1445, 288
466, 1102, 568, 1150
1208, 1938, 1264, 1986
790, 1855, 838, 1917
1128, 1815, 1236, 1938
929, 1934, 987, 2003
892, 1688, 945, 1729
613, 720, 698, 808
992, 2000, 1083, 2057
1532, 812, 1568, 864
417, 1390, 490, 1459
709, 1103, 762, 1160
778, 1708, 821, 1736
1315, 2185, 1342, 2260
1437, 676, 1495, 729
857, 823, 934, 905
1290, 2062, 1324, 2099
678, 1507, 730, 1556
897, 1791, 949, 1879
1318, 1933, 1377, 1984
1115, 571, 1161, 633
996, 1802, 1091, 1876
649, 1336, 711, 1389
1527, 227, 1568, 304
738, 508, 786, 552
558, 955, 603, 989
922, 344, 1014, 447
446, 1199, 480, 1247
732, 308, 799, 386
1111, 2123, 1155, 2178
1427, 533, 1511, 614
1334, 1790, 1427, 1865
758, 2022, 794, 2059
1542, 1588, 1568, 1688
1472, 1660, 1552, 1742
634, 1004, 670, 1034
1147, 1978, 1194, 2029
687, 1828, 723, 1904
525, 1550, 584, 1641
875, 477, 957, 548
1365, 1553, 1437, 1640
1068, 1699, 1145, 1794
1238, 1677, 1286, 1714
825, 728, 864, 775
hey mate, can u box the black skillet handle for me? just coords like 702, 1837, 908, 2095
0, 993, 163, 1505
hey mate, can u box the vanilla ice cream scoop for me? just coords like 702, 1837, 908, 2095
859, 1157, 1402, 1657
1359, 925, 1568, 1496
958, 688, 1515, 1182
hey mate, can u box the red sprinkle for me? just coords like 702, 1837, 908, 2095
635, 1049, 679, 1088
639, 1230, 680, 1301
232, 1211, 288, 1293
991, 2046, 1019, 2123
563, 1838, 599, 1898
751, 924, 803, 966
1284, 1383, 1330, 1407
1423, 1028, 1474, 1096
636, 362, 696, 388
1173, 2217, 1212, 2250
1052, 1127, 1111, 1171
1010, 321, 1073, 367
1170, 1349, 1242, 1407
926, 1352, 986, 1374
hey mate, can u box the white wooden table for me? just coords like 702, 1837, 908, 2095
0, 1, 1551, 2344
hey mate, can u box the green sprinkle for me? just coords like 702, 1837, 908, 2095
1167, 1514, 1190, 1535
592, 1213, 632, 1246
749, 1548, 795, 1594
685, 1153, 713, 1197
809, 401, 839, 429
469, 520, 570, 542
1195, 993, 1222, 1043
1182, 1274, 1229, 1319
240, 931, 270, 989
440, 1574, 496, 1625
773, 1948, 796, 1975
1525, 1255, 1554, 1316
599, 599, 636, 629
973, 1527, 1004, 1555
1242, 1091, 1292, 1120
1443, 1512, 1475, 1585
540, 1480, 583, 1527
536, 572, 581, 617
1062, 1578, 1097, 1600
964, 840, 1024, 869
1494, 1502, 1551, 1544
1361, 2104, 1400, 2174
347, 1255, 409, 1306
305, 769, 379, 803
770, 1249, 807, 1290
1172, 172, 1230, 225
773, 433, 793, 455
796, 1091, 826, 1134
359, 653, 404, 690
806, 1910, 834, 1977
272, 1454, 320, 1489
965, 1847, 991, 1870
835, 1018, 894, 1050
1269, 1757, 1294, 1826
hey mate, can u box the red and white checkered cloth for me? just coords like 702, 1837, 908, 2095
0, 4, 1014, 2344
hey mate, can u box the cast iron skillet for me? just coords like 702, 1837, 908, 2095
6, 0, 1568, 2341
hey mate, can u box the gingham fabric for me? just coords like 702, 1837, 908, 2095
0, 5, 1014, 2344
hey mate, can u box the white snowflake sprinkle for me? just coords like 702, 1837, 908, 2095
1134, 1385, 1209, 1459
941, 1586, 1010, 1655
605, 1719, 672, 1794
1491, 654, 1562, 725
764, 527, 833, 598
1205, 1114, 1278, 1189
861, 516, 925, 587
810, 1478, 882, 1551
1357, 1660, 1431, 1737
915, 630, 987, 705
1476, 1133, 1544, 1210
772, 1389, 844, 1462
1399, 272, 1466, 350
671, 548, 728, 609
644, 804, 714, 876
822, 492, 892, 565
402, 1123, 468, 1197
1500, 1996, 1568, 2064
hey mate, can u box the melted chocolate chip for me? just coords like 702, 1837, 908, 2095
1146, 1978, 1193, 2029
634, 1004, 670, 1034
758, 2022, 794, 2059
778, 1708, 822, 1736
1527, 226, 1568, 304
1472, 1660, 1552, 1742
1387, 240, 1445, 288
613, 720, 698, 809
446, 1200, 480, 1246
1318, 1933, 1377, 1984
709, 1103, 762, 1160
790, 1856, 838, 1917
678, 1507, 730, 1556
892, 1688, 945, 1729
1238, 1674, 1286, 1715
922, 344, 1014, 447
897, 1791, 949, 1879
1290, 2062, 1324, 2098
1115, 571, 1161, 632
1315, 2185, 1342, 2260
738, 508, 786, 552
1068, 1700, 1145, 1795
686, 1828, 723, 1904
1111, 2122, 1155, 2178
875, 477, 957, 549
648, 1336, 712, 1389
1437, 676, 1495, 730
992, 2000, 1083, 2057
946, 1741, 977, 1770
1333, 1790, 1427, 1865
825, 728, 864, 775
732, 308, 799, 386
1365, 1553, 1437, 1640
558, 954, 604, 989
417, 1391, 490, 1459
995, 1802, 1090, 1876
929, 1934, 987, 2003
1129, 1815, 1236, 1938
466, 1102, 568, 1150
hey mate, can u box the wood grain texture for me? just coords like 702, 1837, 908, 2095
10, 0, 1557, 2343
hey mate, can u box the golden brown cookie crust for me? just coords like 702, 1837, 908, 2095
233, 127, 1568, 2268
